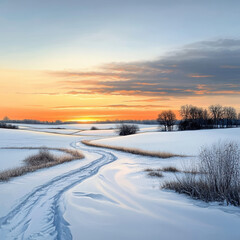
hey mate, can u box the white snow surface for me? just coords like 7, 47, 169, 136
0, 128, 82, 170
0, 126, 240, 239
91, 128, 240, 155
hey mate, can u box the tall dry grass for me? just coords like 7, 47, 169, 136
82, 140, 182, 158
0, 147, 84, 181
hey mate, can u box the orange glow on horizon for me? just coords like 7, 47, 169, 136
1, 68, 240, 122
69, 118, 97, 123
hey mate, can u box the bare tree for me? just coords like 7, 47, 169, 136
208, 104, 223, 127
223, 107, 237, 127
179, 105, 208, 130
3, 116, 10, 122
157, 110, 176, 131
238, 113, 240, 127
180, 105, 204, 120
180, 105, 191, 120
202, 109, 209, 121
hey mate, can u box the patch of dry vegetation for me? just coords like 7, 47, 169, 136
144, 165, 202, 180
0, 147, 84, 181
144, 166, 199, 176
162, 141, 240, 206
144, 166, 180, 178
82, 140, 183, 159
148, 170, 163, 178
162, 166, 180, 172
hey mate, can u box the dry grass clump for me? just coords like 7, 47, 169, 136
144, 168, 154, 172
24, 149, 57, 166
144, 168, 163, 178
162, 141, 240, 206
82, 140, 182, 159
162, 166, 180, 172
144, 166, 197, 177
0, 166, 36, 181
144, 166, 180, 178
148, 171, 163, 178
0, 147, 84, 181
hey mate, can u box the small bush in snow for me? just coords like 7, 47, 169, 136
117, 124, 139, 136
90, 126, 98, 130
163, 141, 240, 206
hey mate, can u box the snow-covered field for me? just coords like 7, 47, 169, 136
0, 129, 82, 170
91, 128, 240, 155
0, 125, 240, 239
12, 123, 159, 138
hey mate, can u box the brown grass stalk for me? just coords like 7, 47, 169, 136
82, 140, 183, 159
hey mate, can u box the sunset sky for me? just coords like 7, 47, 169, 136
1, 0, 240, 122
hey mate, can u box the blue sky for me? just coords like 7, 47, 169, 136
1, 0, 240, 70
1, 0, 240, 121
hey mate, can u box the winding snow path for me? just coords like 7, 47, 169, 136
0, 142, 117, 240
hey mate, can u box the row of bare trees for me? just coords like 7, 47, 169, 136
157, 104, 240, 131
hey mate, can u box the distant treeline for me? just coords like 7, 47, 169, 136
0, 122, 18, 129
93, 119, 158, 124
2, 104, 239, 131
158, 104, 240, 131
1, 118, 158, 125
1, 118, 75, 125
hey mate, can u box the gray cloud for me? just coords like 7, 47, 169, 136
51, 39, 240, 97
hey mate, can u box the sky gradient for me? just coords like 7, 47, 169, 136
1, 0, 240, 121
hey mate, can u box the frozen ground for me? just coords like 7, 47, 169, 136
0, 125, 240, 239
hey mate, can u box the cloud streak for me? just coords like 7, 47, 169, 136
51, 104, 169, 110
48, 39, 240, 98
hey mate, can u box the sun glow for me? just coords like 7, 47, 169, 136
69, 118, 98, 123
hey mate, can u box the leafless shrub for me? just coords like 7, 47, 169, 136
163, 141, 240, 206
90, 126, 98, 130
117, 124, 139, 136
157, 110, 176, 131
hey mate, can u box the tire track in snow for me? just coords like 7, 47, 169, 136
0, 142, 117, 240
